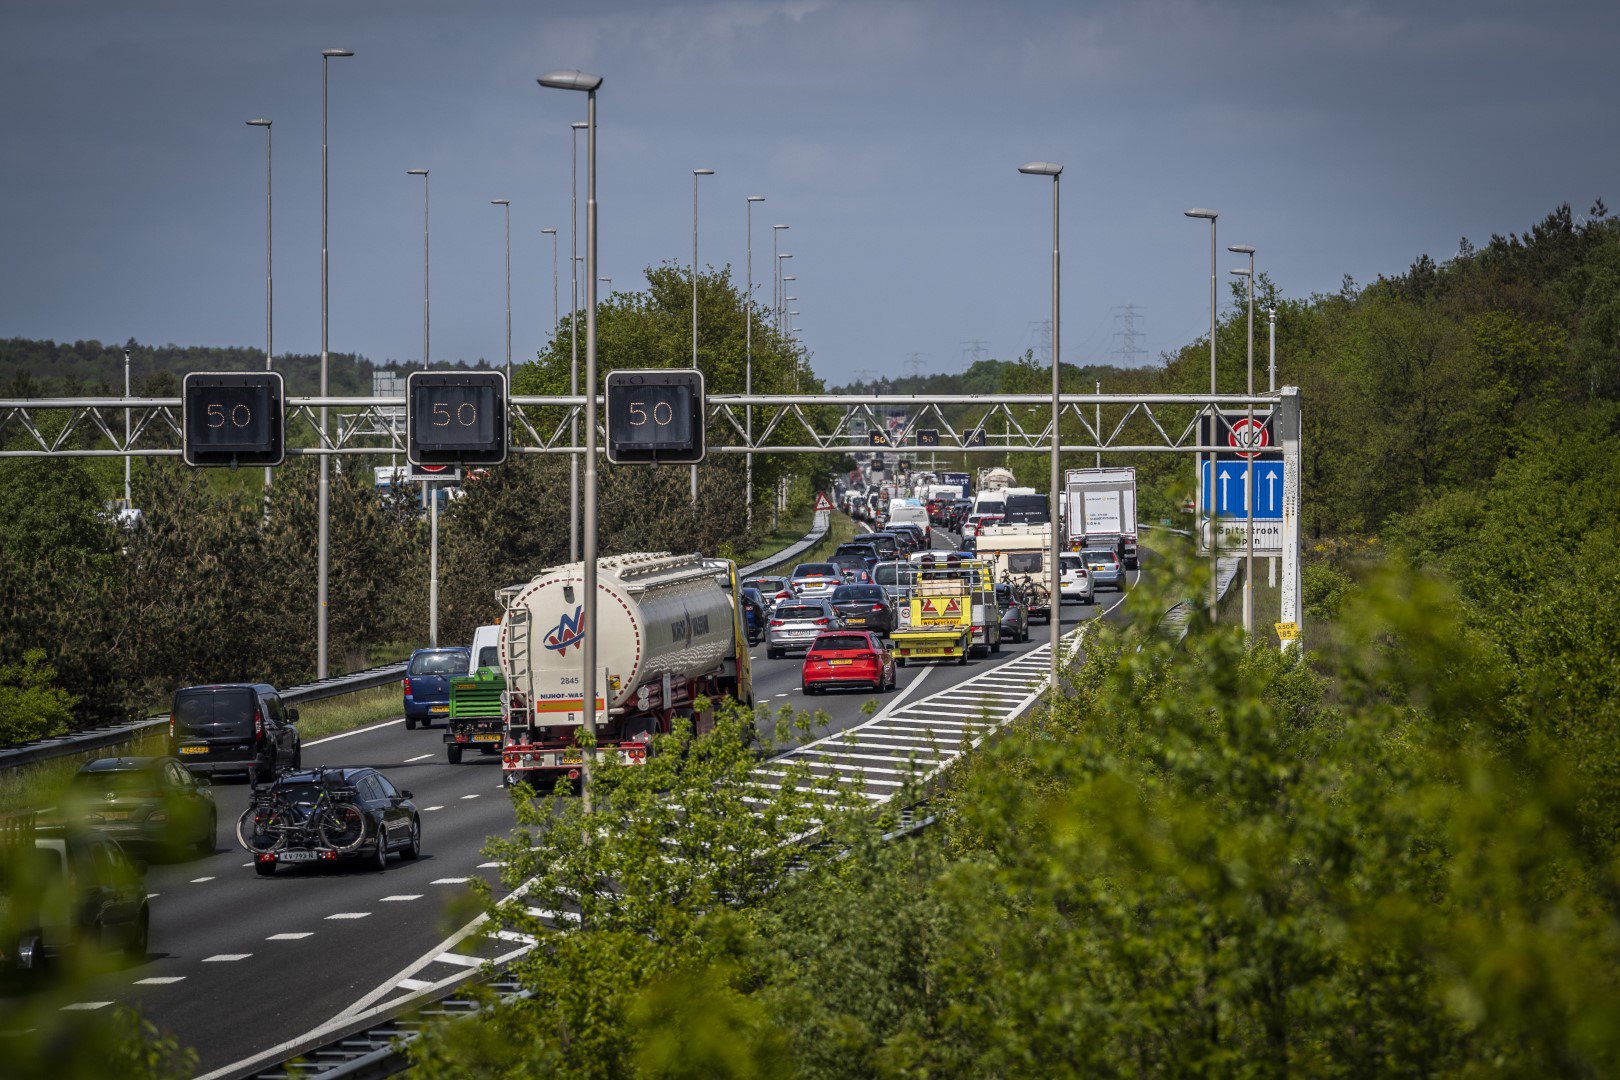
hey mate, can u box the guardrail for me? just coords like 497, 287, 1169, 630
740, 508, 831, 577
0, 662, 408, 772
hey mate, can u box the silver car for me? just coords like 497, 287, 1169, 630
1079, 547, 1125, 591
789, 562, 842, 599
766, 599, 839, 658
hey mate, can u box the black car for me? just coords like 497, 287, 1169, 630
834, 541, 882, 565
829, 584, 895, 636
863, 532, 906, 559
1, 822, 150, 970
61, 757, 217, 857
828, 552, 875, 583
170, 683, 302, 782
240, 766, 420, 876
889, 523, 928, 551
995, 583, 1030, 643
741, 587, 767, 646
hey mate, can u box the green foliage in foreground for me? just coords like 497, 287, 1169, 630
0, 651, 78, 746
406, 549, 1619, 1077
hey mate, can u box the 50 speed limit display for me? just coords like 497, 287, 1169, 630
605, 368, 705, 465
407, 371, 508, 466
182, 371, 285, 467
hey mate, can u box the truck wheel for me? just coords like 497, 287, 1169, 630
991, 630, 1003, 655
957, 652, 968, 666
447, 743, 463, 765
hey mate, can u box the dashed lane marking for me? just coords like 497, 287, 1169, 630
460, 794, 480, 800
422, 805, 445, 811
203, 954, 251, 962
190, 876, 216, 884
267, 933, 313, 940
326, 912, 371, 920
61, 1001, 113, 1010
135, 977, 186, 986
404, 753, 434, 763
430, 877, 470, 885
477, 862, 504, 869
381, 894, 422, 902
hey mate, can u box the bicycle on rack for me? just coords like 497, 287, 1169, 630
1003, 571, 1050, 615
236, 767, 367, 860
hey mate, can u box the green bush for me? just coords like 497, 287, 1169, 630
0, 649, 77, 745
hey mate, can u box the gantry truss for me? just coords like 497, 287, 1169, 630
0, 391, 1291, 457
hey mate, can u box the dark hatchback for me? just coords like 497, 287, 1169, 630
829, 584, 896, 636
60, 757, 217, 857
404, 647, 471, 729
741, 587, 767, 645
170, 683, 302, 782
995, 582, 1031, 643
2, 824, 150, 971
245, 766, 420, 876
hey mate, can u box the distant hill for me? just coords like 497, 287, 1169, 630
0, 337, 493, 396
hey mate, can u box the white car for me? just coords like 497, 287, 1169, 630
1058, 553, 1094, 604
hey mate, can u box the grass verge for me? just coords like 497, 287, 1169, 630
0, 731, 169, 816
1217, 556, 1283, 644
730, 504, 816, 567
293, 683, 404, 742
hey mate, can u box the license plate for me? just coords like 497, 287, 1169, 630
845, 617, 867, 625
179, 746, 207, 755
561, 751, 583, 765
430, 705, 449, 713
473, 733, 501, 743
830, 659, 853, 666
278, 850, 317, 863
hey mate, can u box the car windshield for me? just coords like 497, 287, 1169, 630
794, 564, 837, 578
812, 635, 870, 652
410, 650, 470, 676
776, 605, 824, 621
746, 578, 786, 592
72, 768, 161, 792
172, 688, 256, 737
1082, 549, 1117, 564
1060, 555, 1083, 570
832, 585, 885, 602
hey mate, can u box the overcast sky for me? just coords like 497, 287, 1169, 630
2, 0, 1616, 384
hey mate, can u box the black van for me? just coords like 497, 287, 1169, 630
170, 684, 302, 782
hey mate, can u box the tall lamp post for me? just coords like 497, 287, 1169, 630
776, 254, 792, 331
539, 69, 604, 810
690, 168, 714, 503
542, 227, 558, 336
1019, 161, 1064, 697
1229, 244, 1257, 640
569, 121, 587, 563
491, 199, 512, 386
771, 224, 788, 327
317, 46, 353, 681
744, 195, 764, 532
1267, 305, 1277, 392
407, 167, 436, 644
1185, 206, 1219, 619
247, 118, 273, 493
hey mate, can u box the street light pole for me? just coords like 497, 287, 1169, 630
745, 195, 764, 533
1268, 305, 1277, 392
491, 199, 512, 387
691, 168, 713, 504
1230, 244, 1257, 641
539, 69, 604, 812
542, 227, 558, 337
123, 349, 132, 507
1020, 160, 1063, 698
1185, 207, 1219, 620
408, 167, 434, 644
777, 254, 792, 332
771, 224, 787, 330
569, 121, 586, 564
247, 118, 273, 493
318, 47, 353, 681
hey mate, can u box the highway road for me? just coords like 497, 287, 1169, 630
42, 529, 1141, 1075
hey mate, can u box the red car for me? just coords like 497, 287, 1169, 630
801, 631, 896, 694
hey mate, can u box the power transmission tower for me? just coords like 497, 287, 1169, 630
959, 339, 990, 365
904, 353, 928, 380
1110, 304, 1147, 365
1026, 320, 1052, 365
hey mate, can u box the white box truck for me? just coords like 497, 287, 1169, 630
1065, 467, 1139, 569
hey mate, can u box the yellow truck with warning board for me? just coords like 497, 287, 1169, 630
889, 553, 996, 665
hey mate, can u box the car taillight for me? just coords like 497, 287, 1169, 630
813, 618, 829, 626
402, 677, 412, 694
168, 715, 174, 741
872, 604, 885, 611
769, 619, 783, 628
253, 708, 265, 743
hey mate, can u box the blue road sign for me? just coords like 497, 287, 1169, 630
1202, 459, 1284, 519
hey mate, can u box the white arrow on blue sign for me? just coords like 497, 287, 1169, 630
1202, 459, 1284, 519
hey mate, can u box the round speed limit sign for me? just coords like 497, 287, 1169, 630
1228, 416, 1271, 459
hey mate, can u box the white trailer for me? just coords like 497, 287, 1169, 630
1064, 467, 1139, 568
497, 552, 752, 784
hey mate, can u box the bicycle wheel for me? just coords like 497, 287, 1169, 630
236, 805, 285, 854
318, 803, 368, 852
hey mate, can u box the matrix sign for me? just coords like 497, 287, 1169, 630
605, 368, 705, 465
407, 371, 507, 466
182, 371, 285, 467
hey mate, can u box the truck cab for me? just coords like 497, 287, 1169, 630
444, 624, 504, 764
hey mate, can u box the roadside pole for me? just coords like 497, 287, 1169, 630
1278, 386, 1302, 653
428, 482, 439, 647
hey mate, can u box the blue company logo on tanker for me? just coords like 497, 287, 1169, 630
544, 605, 586, 655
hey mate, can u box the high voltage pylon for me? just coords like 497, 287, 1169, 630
1025, 320, 1052, 365
1110, 303, 1147, 365
904, 352, 929, 379
960, 339, 990, 365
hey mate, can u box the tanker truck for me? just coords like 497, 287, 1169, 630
498, 552, 754, 787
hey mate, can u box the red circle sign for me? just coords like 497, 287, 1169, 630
1228, 417, 1270, 459
419, 464, 452, 473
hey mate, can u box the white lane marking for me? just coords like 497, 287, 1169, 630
62, 1001, 113, 1010
460, 794, 480, 800
774, 693, 789, 698
135, 976, 187, 985
381, 894, 422, 902
433, 951, 485, 968
397, 977, 436, 991
145, 892, 160, 899
203, 953, 251, 962
494, 929, 537, 945
477, 862, 504, 869
326, 912, 371, 920
267, 933, 314, 940
305, 716, 406, 746
404, 753, 434, 763
190, 876, 215, 884
422, 805, 444, 811
430, 877, 470, 885
241, 862, 254, 868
